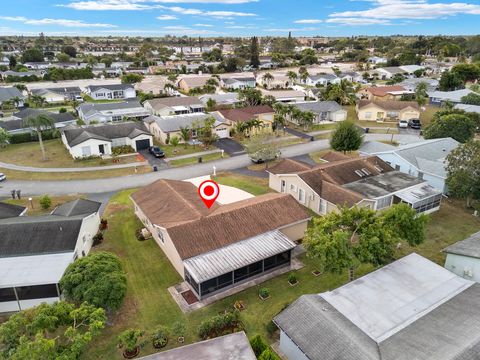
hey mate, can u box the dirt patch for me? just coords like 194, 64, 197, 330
181, 290, 199, 305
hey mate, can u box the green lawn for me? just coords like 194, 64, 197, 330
214, 172, 271, 196
155, 142, 218, 159
420, 105, 440, 127
3, 195, 83, 216
0, 139, 140, 168
82, 94, 125, 104
168, 152, 226, 167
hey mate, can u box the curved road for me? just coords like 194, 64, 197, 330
0, 134, 422, 197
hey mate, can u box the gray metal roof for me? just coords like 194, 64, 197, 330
443, 231, 480, 259
138, 332, 256, 360
51, 199, 101, 217
275, 254, 480, 360
455, 103, 480, 114
87, 84, 134, 92
343, 171, 424, 198
183, 229, 296, 283
199, 93, 240, 105
428, 89, 473, 102
292, 101, 344, 114
359, 141, 397, 154
309, 73, 337, 81
77, 100, 143, 113
0, 202, 26, 220
151, 112, 225, 133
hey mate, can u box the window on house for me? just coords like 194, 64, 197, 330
395, 165, 400, 171
290, 184, 297, 192
298, 189, 305, 203
418, 172, 424, 180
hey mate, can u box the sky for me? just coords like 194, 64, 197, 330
1, 0, 480, 37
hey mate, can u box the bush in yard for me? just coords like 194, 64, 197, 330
118, 329, 146, 358
151, 326, 169, 349
259, 287, 270, 299
39, 195, 52, 209
112, 145, 136, 156
92, 232, 104, 246
9, 132, 33, 144
250, 335, 268, 357
330, 121, 363, 153
59, 107, 67, 113
198, 310, 241, 340
60, 251, 127, 311
259, 348, 280, 360
100, 218, 108, 230
266, 320, 277, 336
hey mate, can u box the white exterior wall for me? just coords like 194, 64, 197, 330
64, 137, 112, 158
279, 330, 309, 360
74, 212, 101, 258
331, 110, 348, 122
445, 253, 480, 283
42, 92, 66, 103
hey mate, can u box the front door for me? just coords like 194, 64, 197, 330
99, 144, 105, 154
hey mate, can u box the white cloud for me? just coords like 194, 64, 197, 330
326, 17, 392, 25
0, 16, 116, 27
62, 0, 257, 11
166, 6, 256, 17
193, 23, 213, 27
294, 19, 323, 24
330, 0, 480, 20
156, 14, 178, 20
264, 27, 319, 32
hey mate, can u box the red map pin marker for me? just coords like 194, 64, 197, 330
198, 180, 220, 209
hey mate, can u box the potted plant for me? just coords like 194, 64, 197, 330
172, 321, 186, 343
117, 328, 145, 359
288, 272, 298, 286
259, 287, 270, 301
100, 218, 108, 230
151, 326, 169, 349
234, 300, 246, 311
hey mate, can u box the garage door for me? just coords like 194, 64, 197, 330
135, 139, 150, 150
215, 127, 229, 139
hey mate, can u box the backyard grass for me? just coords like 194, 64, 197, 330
168, 152, 226, 168
3, 195, 83, 216
0, 139, 141, 168
0, 165, 151, 181
213, 172, 271, 196
82, 189, 480, 359
419, 105, 440, 127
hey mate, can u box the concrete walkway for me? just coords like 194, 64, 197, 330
164, 149, 222, 162
0, 160, 149, 173
0, 134, 423, 197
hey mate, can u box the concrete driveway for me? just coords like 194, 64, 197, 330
214, 138, 245, 156
138, 149, 168, 169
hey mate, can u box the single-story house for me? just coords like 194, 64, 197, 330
359, 138, 459, 193
135, 77, 168, 96
137, 332, 256, 360
289, 101, 347, 123
428, 89, 474, 105
199, 93, 240, 107
77, 100, 150, 124
221, 77, 256, 90
23, 62, 51, 70
261, 90, 305, 103
260, 74, 291, 89
144, 112, 230, 143
85, 84, 136, 100
177, 76, 211, 92
399, 64, 425, 75
375, 66, 408, 80
30, 87, 81, 103
399, 78, 439, 92
0, 87, 25, 108
131, 179, 310, 300
0, 202, 27, 220
215, 105, 275, 134
143, 96, 205, 116
455, 103, 480, 114
0, 70, 44, 81
274, 253, 480, 360
0, 199, 100, 313
357, 85, 412, 101
62, 122, 153, 158
338, 71, 363, 83
368, 56, 387, 65
0, 108, 77, 135
304, 73, 338, 87
444, 231, 480, 282
268, 156, 442, 215
356, 100, 420, 122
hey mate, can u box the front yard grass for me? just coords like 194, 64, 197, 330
0, 139, 141, 168
82, 190, 480, 359
419, 105, 440, 127
168, 152, 226, 167
155, 142, 218, 159
0, 165, 151, 181
214, 172, 271, 196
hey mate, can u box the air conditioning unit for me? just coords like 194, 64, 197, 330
463, 268, 473, 278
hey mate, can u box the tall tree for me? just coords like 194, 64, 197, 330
330, 121, 363, 153
446, 141, 480, 207
262, 72, 274, 89
239, 88, 263, 107
0, 128, 10, 148
179, 126, 191, 148
439, 71, 464, 91
250, 36, 260, 68
286, 70, 297, 85
423, 113, 475, 143
23, 114, 55, 161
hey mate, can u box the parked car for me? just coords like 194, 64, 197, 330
0, 173, 6, 182
74, 95, 84, 102
408, 119, 422, 129
398, 120, 409, 128
149, 146, 165, 158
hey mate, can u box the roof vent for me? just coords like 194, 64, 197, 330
355, 170, 365, 177
374, 165, 384, 173
361, 168, 371, 176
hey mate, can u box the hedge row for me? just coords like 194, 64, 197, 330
9, 130, 60, 144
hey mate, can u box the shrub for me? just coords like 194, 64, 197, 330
288, 273, 297, 284
9, 132, 33, 144
118, 329, 145, 355
172, 321, 186, 338
100, 218, 108, 230
60, 251, 127, 311
198, 310, 241, 340
59, 107, 67, 113
250, 335, 268, 357
92, 232, 104, 246
259, 288, 270, 299
266, 320, 277, 336
39, 195, 52, 209
112, 145, 135, 155
151, 326, 169, 349
259, 348, 280, 360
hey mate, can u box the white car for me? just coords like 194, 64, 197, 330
398, 120, 409, 129
0, 173, 6, 182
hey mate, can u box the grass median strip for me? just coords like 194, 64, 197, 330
168, 152, 226, 167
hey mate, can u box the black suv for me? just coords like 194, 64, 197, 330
408, 119, 422, 129
148, 146, 165, 158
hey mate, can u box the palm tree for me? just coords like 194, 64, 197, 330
300, 71, 309, 84
179, 126, 191, 148
287, 71, 297, 85
11, 96, 22, 109
23, 114, 55, 161
300, 111, 315, 131
262, 72, 274, 89
169, 136, 180, 153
